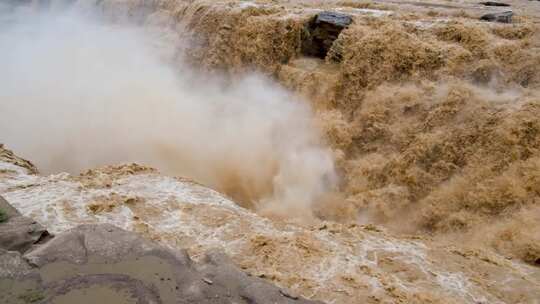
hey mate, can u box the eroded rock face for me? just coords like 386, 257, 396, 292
1, 223, 321, 304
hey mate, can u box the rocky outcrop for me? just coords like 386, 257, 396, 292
0, 195, 320, 303
0, 196, 50, 253
301, 12, 352, 60
1, 223, 321, 304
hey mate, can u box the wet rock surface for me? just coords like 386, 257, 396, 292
0, 195, 18, 218
0, 196, 50, 253
0, 223, 321, 304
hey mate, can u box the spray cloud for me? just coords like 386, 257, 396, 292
0, 6, 337, 216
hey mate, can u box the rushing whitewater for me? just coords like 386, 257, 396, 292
1, 0, 540, 303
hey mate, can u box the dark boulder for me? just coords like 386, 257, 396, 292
479, 1, 510, 6
316, 11, 353, 28
480, 11, 513, 23
302, 11, 353, 60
